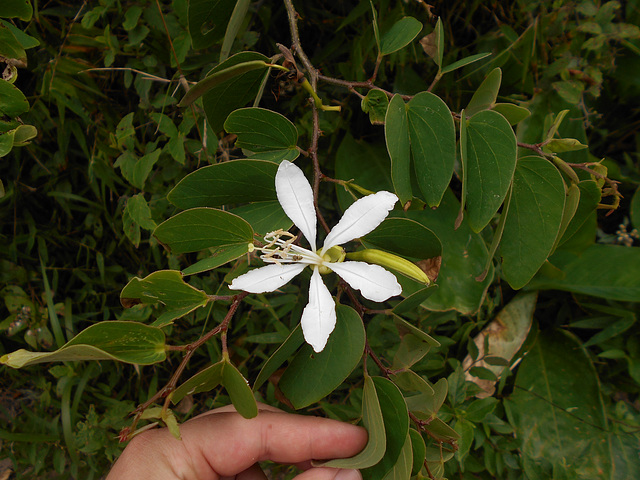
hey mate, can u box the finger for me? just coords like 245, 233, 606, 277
193, 402, 283, 419
221, 463, 268, 480
294, 468, 362, 480
181, 411, 367, 476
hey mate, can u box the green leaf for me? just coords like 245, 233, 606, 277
362, 89, 389, 125
1, 321, 166, 368
224, 108, 299, 162
200, 52, 272, 132
362, 217, 442, 260
464, 110, 517, 232
393, 316, 440, 348
0, 79, 29, 117
182, 244, 250, 276
115, 148, 161, 190
369, 0, 380, 50
504, 330, 612, 479
381, 432, 413, 480
0, 19, 38, 49
120, 270, 209, 327
464, 397, 498, 422
223, 361, 258, 418
188, 0, 236, 49
404, 190, 494, 314
363, 377, 410, 480
392, 285, 438, 315
380, 17, 422, 55
392, 334, 431, 369
406, 92, 456, 207
550, 183, 581, 254
154, 208, 253, 254
168, 159, 279, 209
126, 194, 157, 231
0, 0, 33, 21
180, 59, 273, 109
466, 67, 502, 117
529, 244, 640, 302
220, 0, 250, 62
172, 360, 224, 404
10, 124, 36, 146
321, 376, 386, 469
231, 200, 292, 236
0, 23, 25, 63
557, 180, 601, 247
391, 370, 435, 399
279, 305, 365, 409
253, 324, 304, 391
441, 52, 492, 75
385, 94, 412, 204
491, 103, 531, 125
501, 156, 566, 289
408, 429, 426, 476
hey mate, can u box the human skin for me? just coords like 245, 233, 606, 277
105, 404, 368, 480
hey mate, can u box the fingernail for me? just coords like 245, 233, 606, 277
334, 469, 362, 480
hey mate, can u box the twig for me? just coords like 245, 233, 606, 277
78, 67, 176, 83
283, 0, 317, 87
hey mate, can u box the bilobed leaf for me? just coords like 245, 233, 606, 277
466, 68, 502, 117
545, 138, 588, 153
464, 110, 517, 232
362, 89, 389, 125
501, 156, 566, 289
0, 79, 29, 117
224, 108, 299, 162
154, 208, 253, 254
279, 305, 365, 409
385, 95, 412, 204
120, 270, 209, 327
182, 244, 250, 276
551, 183, 580, 254
10, 124, 36, 146
172, 360, 224, 404
504, 330, 612, 479
1, 321, 166, 368
126, 194, 157, 231
363, 377, 410, 480
223, 361, 258, 418
200, 52, 272, 132
188, 0, 236, 49
321, 376, 386, 469
380, 17, 422, 55
392, 334, 431, 369
406, 92, 456, 207
393, 316, 440, 348
168, 159, 279, 209
529, 244, 640, 302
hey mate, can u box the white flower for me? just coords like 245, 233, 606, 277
230, 160, 402, 352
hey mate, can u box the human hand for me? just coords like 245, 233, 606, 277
106, 404, 368, 480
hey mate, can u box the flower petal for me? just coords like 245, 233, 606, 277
301, 267, 337, 353
321, 191, 398, 254
229, 263, 305, 293
275, 160, 317, 251
328, 261, 402, 302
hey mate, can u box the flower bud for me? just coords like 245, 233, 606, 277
346, 249, 430, 285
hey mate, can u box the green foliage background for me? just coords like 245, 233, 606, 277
1, 0, 640, 478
